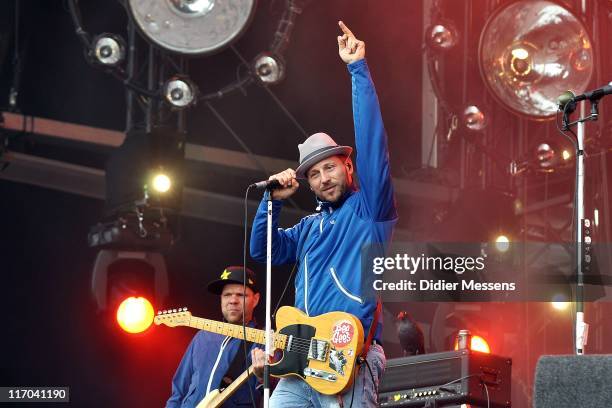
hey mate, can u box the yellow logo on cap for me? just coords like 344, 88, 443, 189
220, 269, 231, 280
248, 278, 254, 285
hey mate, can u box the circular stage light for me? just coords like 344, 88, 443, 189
116, 296, 155, 333
253, 53, 285, 85
92, 34, 126, 67
479, 0, 593, 119
427, 22, 458, 50
163, 77, 198, 108
127, 0, 256, 55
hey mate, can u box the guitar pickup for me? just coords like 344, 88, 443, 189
307, 338, 330, 362
304, 367, 337, 382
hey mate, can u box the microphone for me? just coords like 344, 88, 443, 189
249, 179, 282, 190
558, 82, 612, 110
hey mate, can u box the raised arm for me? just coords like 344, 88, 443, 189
340, 21, 396, 221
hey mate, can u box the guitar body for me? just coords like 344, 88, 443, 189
155, 306, 364, 396
270, 306, 364, 395
197, 389, 220, 408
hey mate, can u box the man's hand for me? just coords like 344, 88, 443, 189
268, 168, 299, 200
251, 348, 266, 380
337, 21, 365, 64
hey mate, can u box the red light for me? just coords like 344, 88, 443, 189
116, 296, 155, 334
454, 335, 491, 354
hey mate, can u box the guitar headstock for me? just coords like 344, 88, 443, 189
154, 307, 192, 327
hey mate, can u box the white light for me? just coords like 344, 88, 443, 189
152, 174, 171, 193
494, 235, 510, 253
511, 48, 529, 60
594, 209, 599, 227
551, 301, 570, 311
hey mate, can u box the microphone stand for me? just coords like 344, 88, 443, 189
561, 100, 598, 355
263, 187, 274, 407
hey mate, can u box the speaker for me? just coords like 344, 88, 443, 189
534, 355, 612, 407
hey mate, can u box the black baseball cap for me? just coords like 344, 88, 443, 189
207, 266, 258, 295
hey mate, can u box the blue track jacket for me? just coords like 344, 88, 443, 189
250, 59, 397, 343
166, 327, 262, 408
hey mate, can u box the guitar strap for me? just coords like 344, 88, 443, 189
360, 299, 382, 361
221, 339, 255, 388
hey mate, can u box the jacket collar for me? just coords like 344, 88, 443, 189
315, 186, 356, 212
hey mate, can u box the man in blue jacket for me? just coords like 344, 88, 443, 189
166, 266, 263, 408
249, 21, 397, 407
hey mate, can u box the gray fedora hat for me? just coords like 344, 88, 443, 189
295, 133, 353, 179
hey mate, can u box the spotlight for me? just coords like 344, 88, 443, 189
91, 250, 168, 323
92, 33, 126, 67
551, 301, 570, 311
427, 22, 458, 50
163, 76, 198, 109
479, 0, 593, 118
463, 105, 487, 130
151, 172, 172, 194
454, 334, 491, 353
253, 53, 285, 85
116, 296, 155, 333
127, 0, 256, 55
535, 142, 573, 172
494, 235, 510, 253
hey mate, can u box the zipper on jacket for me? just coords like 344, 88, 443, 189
329, 267, 363, 304
304, 254, 310, 315
206, 336, 231, 394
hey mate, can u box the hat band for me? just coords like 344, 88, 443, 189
300, 146, 341, 165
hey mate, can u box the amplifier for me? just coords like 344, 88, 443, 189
378, 350, 512, 407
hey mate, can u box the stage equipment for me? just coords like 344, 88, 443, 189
163, 76, 198, 109
91, 250, 168, 317
126, 0, 256, 55
116, 296, 155, 333
378, 350, 512, 407
534, 355, 612, 407
463, 105, 486, 131
427, 22, 458, 50
91, 33, 126, 67
253, 53, 285, 85
479, 0, 593, 119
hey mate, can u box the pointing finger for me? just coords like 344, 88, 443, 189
338, 21, 354, 38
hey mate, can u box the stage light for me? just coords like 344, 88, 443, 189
551, 301, 570, 311
479, 0, 593, 118
253, 53, 285, 85
163, 77, 198, 109
470, 335, 491, 353
127, 0, 256, 55
91, 34, 126, 67
463, 105, 487, 130
427, 23, 458, 50
562, 150, 571, 161
454, 334, 491, 354
594, 209, 599, 227
151, 172, 171, 193
494, 235, 510, 253
116, 296, 155, 333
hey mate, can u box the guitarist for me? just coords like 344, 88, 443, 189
166, 266, 264, 408
250, 20, 397, 407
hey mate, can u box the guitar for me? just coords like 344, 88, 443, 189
155, 306, 364, 395
196, 365, 254, 408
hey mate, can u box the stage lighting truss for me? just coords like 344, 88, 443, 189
68, 0, 304, 110
478, 0, 594, 119
127, 0, 256, 56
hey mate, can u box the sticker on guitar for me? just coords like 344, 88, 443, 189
331, 320, 355, 348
